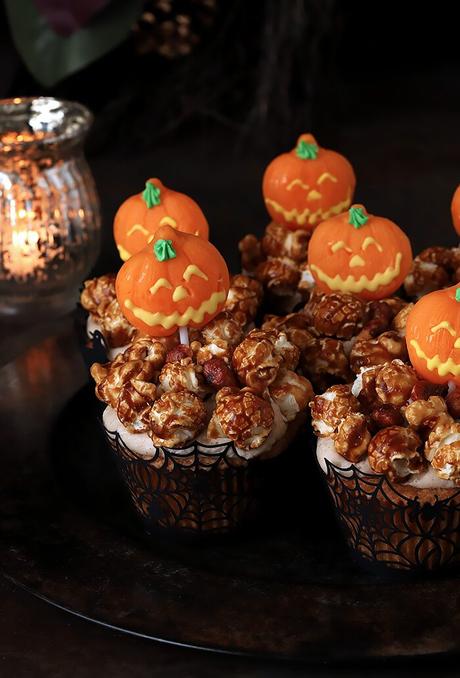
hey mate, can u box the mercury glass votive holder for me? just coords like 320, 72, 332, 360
0, 97, 101, 318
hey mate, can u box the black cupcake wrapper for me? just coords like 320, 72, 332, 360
320, 457, 460, 575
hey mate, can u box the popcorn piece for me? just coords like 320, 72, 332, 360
255, 257, 300, 295
409, 380, 447, 402
201, 312, 243, 347
349, 331, 408, 374
311, 293, 367, 339
262, 313, 316, 351
301, 337, 352, 391
310, 384, 360, 437
225, 274, 263, 325
149, 391, 207, 447
404, 396, 448, 430
361, 300, 394, 338
261, 222, 309, 262
123, 337, 167, 370
117, 379, 157, 433
91, 357, 157, 410
392, 303, 414, 337
207, 387, 274, 450
269, 369, 313, 422
80, 274, 116, 318
232, 328, 296, 392
431, 443, 460, 484
425, 418, 460, 462
273, 331, 300, 370
238, 234, 264, 273
404, 258, 449, 298
334, 413, 371, 463
99, 298, 137, 347
368, 427, 425, 483
195, 339, 234, 366
158, 357, 209, 398
374, 360, 417, 407
202, 358, 239, 390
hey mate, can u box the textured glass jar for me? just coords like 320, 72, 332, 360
0, 97, 101, 318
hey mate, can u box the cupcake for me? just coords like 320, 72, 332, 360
239, 133, 356, 313
310, 284, 460, 573
91, 224, 313, 535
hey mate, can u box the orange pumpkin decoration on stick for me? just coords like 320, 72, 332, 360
116, 224, 229, 337
406, 285, 460, 385
114, 178, 209, 262
308, 204, 413, 300
262, 133, 356, 232
451, 185, 460, 236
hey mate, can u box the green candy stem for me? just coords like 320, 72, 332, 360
295, 139, 318, 160
348, 206, 369, 229
154, 239, 176, 262
142, 181, 161, 208
456, 288, 460, 302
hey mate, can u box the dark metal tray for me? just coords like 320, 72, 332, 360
1, 370, 460, 663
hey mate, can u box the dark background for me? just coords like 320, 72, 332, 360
2, 3, 460, 676
1, 0, 459, 275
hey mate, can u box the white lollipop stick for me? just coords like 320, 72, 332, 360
179, 326, 190, 345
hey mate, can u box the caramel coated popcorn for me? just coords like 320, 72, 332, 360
368, 427, 425, 483
261, 313, 316, 352
149, 391, 207, 447
80, 274, 116, 318
232, 328, 296, 392
374, 360, 417, 407
261, 222, 309, 262
310, 385, 360, 437
255, 257, 300, 295
201, 312, 243, 347
207, 387, 274, 450
334, 413, 371, 463
238, 234, 264, 273
301, 337, 352, 391
158, 357, 209, 398
310, 293, 367, 340
224, 274, 263, 325
349, 331, 408, 374
269, 369, 313, 422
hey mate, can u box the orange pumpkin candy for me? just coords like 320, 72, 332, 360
114, 178, 209, 261
308, 205, 413, 301
451, 185, 460, 236
116, 224, 229, 337
406, 285, 460, 385
262, 133, 356, 232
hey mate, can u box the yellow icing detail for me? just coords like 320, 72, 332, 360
183, 264, 208, 282
307, 189, 322, 200
362, 236, 383, 253
127, 223, 150, 237
330, 240, 352, 254
410, 340, 460, 377
317, 172, 338, 185
117, 244, 131, 261
349, 254, 365, 268
124, 290, 226, 329
286, 178, 310, 191
149, 278, 173, 295
310, 252, 402, 293
265, 189, 351, 226
147, 234, 155, 243
431, 321, 456, 337
172, 285, 188, 302
159, 216, 177, 228
455, 338, 460, 349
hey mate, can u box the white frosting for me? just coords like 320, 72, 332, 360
86, 317, 128, 360
102, 397, 289, 463
316, 436, 456, 489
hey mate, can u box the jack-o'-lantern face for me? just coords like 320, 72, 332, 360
407, 285, 460, 385
114, 178, 209, 261
116, 224, 229, 337
308, 205, 413, 301
262, 133, 356, 232
451, 185, 460, 237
